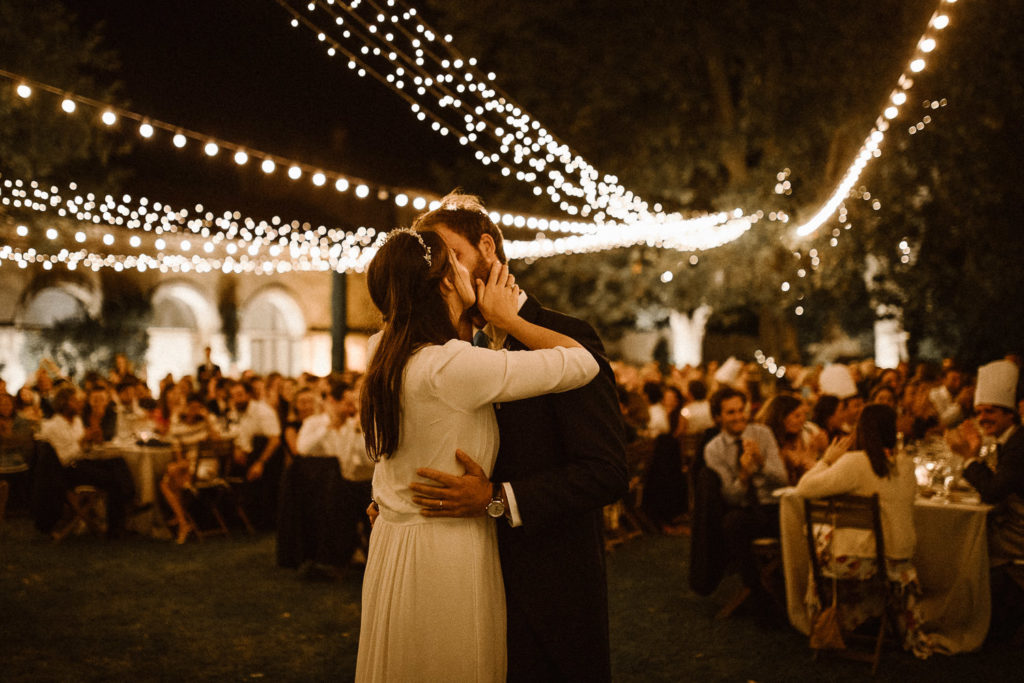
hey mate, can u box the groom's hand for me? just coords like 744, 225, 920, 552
410, 449, 491, 517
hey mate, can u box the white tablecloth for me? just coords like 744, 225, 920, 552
779, 490, 992, 654
89, 441, 177, 505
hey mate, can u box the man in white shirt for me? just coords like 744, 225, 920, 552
703, 386, 788, 592
296, 382, 373, 566
229, 379, 281, 529
928, 366, 972, 429
37, 385, 135, 537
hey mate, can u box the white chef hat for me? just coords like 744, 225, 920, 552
714, 357, 743, 386
819, 363, 858, 399
975, 359, 1018, 410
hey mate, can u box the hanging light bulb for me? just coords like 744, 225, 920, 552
101, 110, 118, 126
261, 159, 276, 174
234, 150, 249, 165
60, 97, 76, 113
173, 133, 187, 148
204, 142, 219, 156
16, 83, 32, 98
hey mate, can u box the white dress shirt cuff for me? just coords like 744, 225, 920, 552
502, 482, 523, 527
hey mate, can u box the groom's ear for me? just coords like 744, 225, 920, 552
477, 234, 497, 263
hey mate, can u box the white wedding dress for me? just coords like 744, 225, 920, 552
355, 338, 598, 683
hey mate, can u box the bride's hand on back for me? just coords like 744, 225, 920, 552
476, 261, 520, 330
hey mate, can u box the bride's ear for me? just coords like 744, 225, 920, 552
439, 276, 454, 293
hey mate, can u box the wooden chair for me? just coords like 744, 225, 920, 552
604, 438, 655, 550
52, 485, 108, 542
186, 439, 253, 537
803, 493, 894, 674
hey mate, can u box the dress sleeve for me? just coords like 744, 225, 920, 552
432, 340, 599, 410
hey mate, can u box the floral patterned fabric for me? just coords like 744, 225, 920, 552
807, 523, 934, 658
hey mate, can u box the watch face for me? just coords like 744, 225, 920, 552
486, 499, 505, 518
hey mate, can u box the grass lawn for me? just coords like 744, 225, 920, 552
1, 517, 1018, 681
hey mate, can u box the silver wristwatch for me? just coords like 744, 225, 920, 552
485, 483, 506, 519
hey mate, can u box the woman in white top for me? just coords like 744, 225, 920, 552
796, 403, 916, 560
796, 403, 932, 657
354, 229, 598, 683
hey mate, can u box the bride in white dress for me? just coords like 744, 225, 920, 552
354, 229, 598, 682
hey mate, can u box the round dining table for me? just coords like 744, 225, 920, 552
86, 439, 178, 537
778, 488, 993, 654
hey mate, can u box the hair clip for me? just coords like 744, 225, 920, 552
385, 227, 432, 266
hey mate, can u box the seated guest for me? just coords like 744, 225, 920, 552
37, 385, 135, 538
160, 393, 220, 543
643, 382, 667, 436
947, 359, 1024, 639
796, 404, 929, 657
643, 384, 688, 533
14, 386, 44, 427
809, 394, 843, 442
819, 364, 864, 436
1, 392, 36, 510
928, 366, 973, 429
81, 385, 118, 447
229, 379, 282, 529
704, 386, 788, 592
281, 387, 319, 468
278, 383, 366, 573
301, 383, 372, 544
681, 379, 715, 436
648, 384, 684, 438
755, 394, 818, 485
869, 383, 898, 410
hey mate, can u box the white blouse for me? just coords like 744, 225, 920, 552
795, 449, 917, 560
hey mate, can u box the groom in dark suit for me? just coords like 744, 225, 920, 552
408, 193, 629, 682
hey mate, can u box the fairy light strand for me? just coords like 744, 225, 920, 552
793, 0, 959, 238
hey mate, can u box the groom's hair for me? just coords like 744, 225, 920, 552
412, 190, 507, 263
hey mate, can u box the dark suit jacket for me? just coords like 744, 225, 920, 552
964, 426, 1024, 504
493, 295, 628, 682
964, 426, 1024, 559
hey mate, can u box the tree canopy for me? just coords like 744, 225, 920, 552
429, 0, 1024, 363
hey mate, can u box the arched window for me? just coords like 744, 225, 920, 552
240, 287, 305, 375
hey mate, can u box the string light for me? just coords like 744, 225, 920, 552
0, 66, 762, 251
270, 0, 708, 231
793, 0, 958, 239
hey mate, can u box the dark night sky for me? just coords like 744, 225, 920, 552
70, 0, 471, 222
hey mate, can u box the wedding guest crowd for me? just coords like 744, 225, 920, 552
0, 355, 371, 568
611, 350, 1024, 646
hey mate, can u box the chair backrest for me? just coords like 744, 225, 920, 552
803, 494, 887, 602
191, 438, 234, 484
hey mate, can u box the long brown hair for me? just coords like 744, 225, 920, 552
755, 394, 803, 449
853, 403, 897, 477
360, 230, 460, 460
